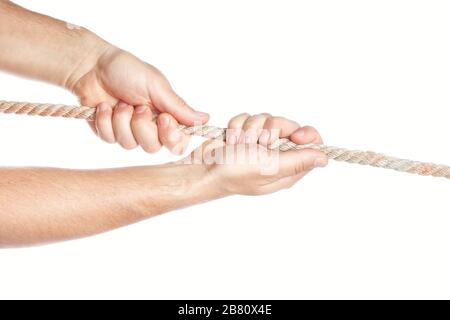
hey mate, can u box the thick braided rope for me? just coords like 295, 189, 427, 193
1, 100, 449, 179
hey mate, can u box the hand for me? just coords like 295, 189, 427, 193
70, 47, 209, 154
186, 114, 328, 196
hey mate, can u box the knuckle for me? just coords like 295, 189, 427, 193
227, 120, 238, 129
238, 112, 251, 118
96, 107, 110, 117
96, 102, 110, 110
264, 117, 275, 128
266, 116, 284, 128
243, 114, 267, 129
228, 113, 250, 128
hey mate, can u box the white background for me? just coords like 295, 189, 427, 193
0, 0, 449, 299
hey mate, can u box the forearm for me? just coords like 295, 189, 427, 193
0, 164, 220, 247
0, 0, 110, 89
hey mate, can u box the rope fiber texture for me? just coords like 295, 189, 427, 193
1, 100, 449, 180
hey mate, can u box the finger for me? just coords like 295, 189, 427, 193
95, 102, 116, 144
241, 113, 271, 144
79, 96, 118, 137
87, 121, 98, 135
264, 116, 301, 145
227, 113, 251, 145
80, 99, 98, 136
259, 171, 311, 194
153, 82, 209, 126
290, 126, 323, 145
157, 113, 190, 155
131, 105, 162, 153
112, 102, 138, 150
278, 149, 328, 178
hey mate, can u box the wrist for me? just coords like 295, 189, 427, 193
130, 163, 227, 218
62, 29, 113, 92
156, 163, 227, 212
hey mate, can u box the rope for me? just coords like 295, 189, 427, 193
0, 100, 449, 179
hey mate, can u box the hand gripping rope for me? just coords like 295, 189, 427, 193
1, 100, 449, 179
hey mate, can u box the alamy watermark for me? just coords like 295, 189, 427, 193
177, 126, 282, 176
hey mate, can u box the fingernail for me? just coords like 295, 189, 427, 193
135, 106, 147, 114
314, 158, 328, 168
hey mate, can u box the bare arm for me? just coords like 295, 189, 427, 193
0, 164, 218, 247
0, 0, 108, 88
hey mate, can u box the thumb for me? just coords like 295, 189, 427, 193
279, 149, 328, 177
153, 84, 209, 126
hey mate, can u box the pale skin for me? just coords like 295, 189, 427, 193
0, 1, 328, 247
